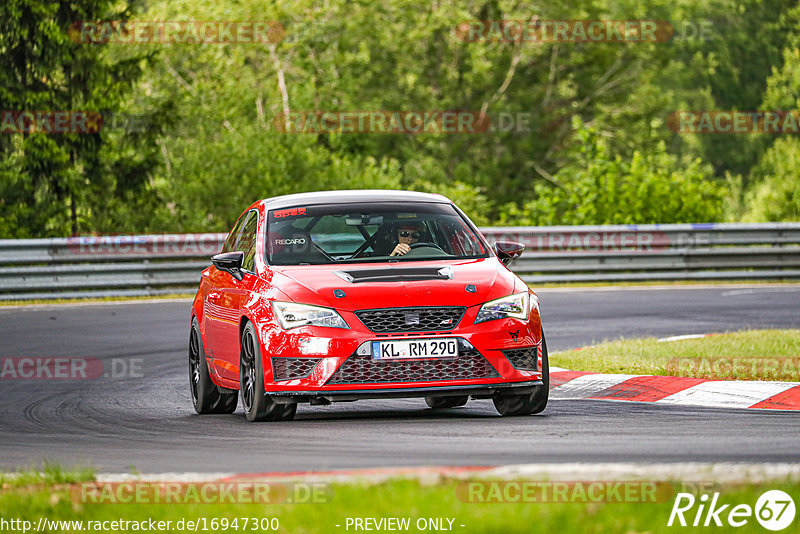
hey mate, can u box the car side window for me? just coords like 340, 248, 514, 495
238, 211, 259, 272
221, 214, 247, 254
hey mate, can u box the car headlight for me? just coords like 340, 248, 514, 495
475, 292, 530, 324
271, 301, 349, 329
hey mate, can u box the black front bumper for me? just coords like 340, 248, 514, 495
266, 379, 543, 404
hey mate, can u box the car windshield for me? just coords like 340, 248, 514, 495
266, 202, 488, 265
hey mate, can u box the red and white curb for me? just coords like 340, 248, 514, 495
549, 367, 800, 410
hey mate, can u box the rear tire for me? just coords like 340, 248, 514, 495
425, 395, 469, 409
493, 331, 549, 416
239, 322, 296, 422
189, 318, 237, 414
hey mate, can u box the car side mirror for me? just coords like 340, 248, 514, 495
211, 251, 245, 281
493, 241, 525, 266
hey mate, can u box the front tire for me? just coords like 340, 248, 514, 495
493, 332, 549, 416
239, 322, 297, 422
189, 318, 237, 414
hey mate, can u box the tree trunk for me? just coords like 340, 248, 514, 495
71, 193, 78, 236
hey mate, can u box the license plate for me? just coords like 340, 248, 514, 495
371, 338, 458, 360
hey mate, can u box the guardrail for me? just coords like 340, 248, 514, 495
1, 223, 799, 300
480, 223, 800, 283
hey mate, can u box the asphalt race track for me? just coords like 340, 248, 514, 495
1, 285, 799, 473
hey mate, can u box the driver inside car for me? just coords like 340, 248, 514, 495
389, 222, 425, 256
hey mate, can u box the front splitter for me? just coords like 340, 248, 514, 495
266, 379, 543, 403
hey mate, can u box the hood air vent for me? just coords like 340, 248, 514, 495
335, 266, 454, 284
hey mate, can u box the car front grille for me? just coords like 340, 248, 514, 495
502, 347, 538, 371
355, 307, 466, 333
271, 357, 322, 381
325, 348, 499, 385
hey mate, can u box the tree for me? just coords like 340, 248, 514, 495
740, 40, 800, 222
743, 137, 800, 221
0, 0, 169, 237
498, 118, 726, 225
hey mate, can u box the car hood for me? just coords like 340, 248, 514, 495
269, 258, 522, 311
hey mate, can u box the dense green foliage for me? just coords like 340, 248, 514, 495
1, 0, 799, 236
498, 118, 727, 225
0, 0, 173, 237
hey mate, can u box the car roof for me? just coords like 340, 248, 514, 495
258, 190, 452, 211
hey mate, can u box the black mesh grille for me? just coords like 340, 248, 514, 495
502, 347, 538, 371
326, 348, 499, 385
355, 307, 466, 333
272, 357, 321, 381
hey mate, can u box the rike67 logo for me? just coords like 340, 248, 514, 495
668, 490, 795, 530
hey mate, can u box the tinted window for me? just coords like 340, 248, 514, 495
221, 214, 247, 253
266, 202, 487, 265
238, 211, 259, 272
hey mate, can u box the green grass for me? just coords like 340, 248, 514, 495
0, 464, 95, 489
1, 468, 798, 533
551, 329, 800, 381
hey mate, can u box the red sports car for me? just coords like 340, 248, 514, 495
189, 190, 548, 421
